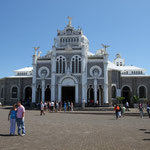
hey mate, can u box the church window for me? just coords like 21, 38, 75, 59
139, 86, 146, 98
111, 86, 116, 98
120, 62, 122, 66
56, 56, 66, 73
72, 58, 75, 73
11, 87, 18, 98
117, 62, 119, 66
71, 55, 81, 73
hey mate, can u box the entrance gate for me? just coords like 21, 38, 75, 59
62, 86, 75, 104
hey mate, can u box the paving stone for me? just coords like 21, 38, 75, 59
0, 109, 150, 150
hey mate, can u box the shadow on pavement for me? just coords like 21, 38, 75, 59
0, 134, 15, 136
139, 129, 147, 131
143, 139, 150, 141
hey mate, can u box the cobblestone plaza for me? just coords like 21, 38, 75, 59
0, 109, 150, 150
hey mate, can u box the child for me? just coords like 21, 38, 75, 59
8, 104, 17, 135
40, 101, 45, 115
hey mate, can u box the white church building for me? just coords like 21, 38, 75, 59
0, 18, 149, 106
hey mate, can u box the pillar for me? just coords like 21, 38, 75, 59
42, 79, 45, 102
51, 46, 56, 101
81, 45, 87, 103
94, 78, 97, 104
32, 50, 37, 103
58, 84, 61, 102
104, 62, 108, 104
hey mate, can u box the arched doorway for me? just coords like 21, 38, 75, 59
97, 85, 103, 106
58, 76, 78, 105
25, 87, 32, 102
111, 86, 116, 98
87, 86, 94, 106
121, 86, 131, 104
45, 85, 51, 102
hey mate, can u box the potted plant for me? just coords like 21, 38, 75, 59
117, 97, 125, 106
132, 95, 139, 108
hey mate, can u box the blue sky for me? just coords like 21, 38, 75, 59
0, 0, 150, 77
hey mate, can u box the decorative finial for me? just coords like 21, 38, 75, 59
101, 44, 110, 51
67, 16, 72, 26
32, 47, 40, 51
32, 47, 40, 55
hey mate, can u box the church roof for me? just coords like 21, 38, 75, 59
108, 61, 121, 71
87, 51, 94, 56
117, 65, 145, 71
14, 67, 33, 72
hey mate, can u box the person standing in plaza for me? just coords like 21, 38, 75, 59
139, 102, 143, 118
55, 101, 58, 112
68, 101, 70, 111
114, 104, 120, 119
118, 105, 122, 118
59, 101, 62, 111
125, 101, 129, 111
146, 102, 150, 118
122, 106, 126, 117
40, 101, 45, 115
44, 101, 47, 111
51, 101, 54, 112
16, 101, 26, 136
64, 101, 67, 112
71, 102, 74, 111
8, 104, 17, 135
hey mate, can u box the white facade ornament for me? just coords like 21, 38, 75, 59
38, 66, 50, 78
90, 66, 102, 77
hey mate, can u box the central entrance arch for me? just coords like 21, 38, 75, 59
121, 86, 132, 104
62, 86, 75, 104
58, 75, 78, 105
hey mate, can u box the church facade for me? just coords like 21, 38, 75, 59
0, 18, 150, 106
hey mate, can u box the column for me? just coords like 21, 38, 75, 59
104, 62, 108, 104
81, 45, 87, 103
51, 46, 56, 101
94, 78, 97, 104
42, 79, 45, 102
32, 52, 37, 103
32, 84, 36, 103
75, 84, 79, 103
58, 84, 61, 102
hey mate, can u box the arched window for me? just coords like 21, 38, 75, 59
111, 86, 116, 98
11, 87, 18, 98
56, 56, 66, 73
71, 55, 81, 73
1, 88, 4, 98
139, 86, 146, 98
